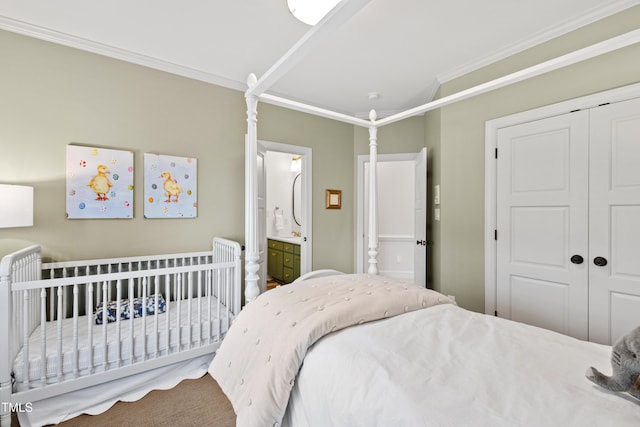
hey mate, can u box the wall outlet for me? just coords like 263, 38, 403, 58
434, 208, 440, 221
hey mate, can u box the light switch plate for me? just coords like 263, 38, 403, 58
434, 185, 440, 205
435, 208, 441, 221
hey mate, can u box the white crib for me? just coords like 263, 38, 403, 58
0, 237, 241, 427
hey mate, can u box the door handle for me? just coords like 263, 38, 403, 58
593, 256, 608, 267
570, 255, 584, 265
416, 240, 426, 246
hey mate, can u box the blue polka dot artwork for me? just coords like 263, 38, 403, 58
66, 145, 134, 219
143, 153, 197, 219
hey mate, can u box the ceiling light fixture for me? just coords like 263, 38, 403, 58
287, 0, 342, 26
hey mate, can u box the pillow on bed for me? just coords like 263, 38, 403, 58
94, 294, 166, 325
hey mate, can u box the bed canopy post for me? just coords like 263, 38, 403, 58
244, 73, 260, 304
367, 109, 379, 275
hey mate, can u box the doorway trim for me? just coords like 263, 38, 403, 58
258, 140, 313, 276
484, 82, 640, 316
356, 152, 419, 274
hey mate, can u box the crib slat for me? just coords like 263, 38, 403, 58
115, 279, 122, 368
72, 283, 79, 379
225, 267, 231, 333
207, 269, 212, 344
87, 282, 94, 374
40, 288, 46, 386
56, 286, 63, 382
107, 264, 113, 302
128, 280, 134, 365
176, 273, 182, 352
102, 281, 108, 372
141, 277, 147, 362
187, 273, 192, 351
22, 290, 30, 388
153, 277, 159, 359
165, 273, 171, 355
216, 272, 221, 341
197, 270, 202, 347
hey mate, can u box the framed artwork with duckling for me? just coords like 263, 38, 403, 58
66, 145, 134, 219
143, 153, 197, 218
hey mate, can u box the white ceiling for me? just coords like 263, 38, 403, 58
0, 0, 637, 118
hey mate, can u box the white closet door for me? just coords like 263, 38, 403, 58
496, 111, 589, 340
588, 97, 640, 345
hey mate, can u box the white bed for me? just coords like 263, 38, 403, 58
210, 273, 640, 427
228, 14, 640, 427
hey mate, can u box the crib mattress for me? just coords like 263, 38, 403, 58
13, 297, 231, 386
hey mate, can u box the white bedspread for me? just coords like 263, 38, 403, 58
209, 274, 452, 427
283, 303, 640, 427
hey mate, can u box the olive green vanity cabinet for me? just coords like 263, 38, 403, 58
267, 239, 301, 284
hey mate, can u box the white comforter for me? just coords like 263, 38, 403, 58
209, 274, 452, 427
283, 303, 640, 427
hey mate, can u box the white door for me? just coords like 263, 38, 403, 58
496, 111, 590, 340
414, 148, 427, 287
359, 151, 426, 284
256, 141, 267, 294
588, 98, 640, 345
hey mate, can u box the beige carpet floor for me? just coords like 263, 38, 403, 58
12, 374, 236, 426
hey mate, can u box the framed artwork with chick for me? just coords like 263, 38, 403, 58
66, 145, 134, 219
143, 153, 197, 219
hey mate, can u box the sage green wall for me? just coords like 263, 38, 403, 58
0, 30, 354, 275
436, 6, 640, 312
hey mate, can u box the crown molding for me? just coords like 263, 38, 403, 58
353, 78, 442, 120
437, 0, 640, 84
0, 15, 247, 92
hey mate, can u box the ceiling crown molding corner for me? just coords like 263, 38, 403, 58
436, 0, 639, 84
0, 15, 246, 92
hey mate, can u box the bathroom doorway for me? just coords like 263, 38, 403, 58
258, 140, 312, 289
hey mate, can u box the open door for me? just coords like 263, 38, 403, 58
358, 149, 427, 285
414, 147, 427, 286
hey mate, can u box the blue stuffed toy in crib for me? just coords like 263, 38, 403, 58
95, 294, 167, 325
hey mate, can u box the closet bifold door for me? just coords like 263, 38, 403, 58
496, 111, 590, 340
588, 97, 640, 345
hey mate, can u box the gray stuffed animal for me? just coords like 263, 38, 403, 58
586, 326, 640, 401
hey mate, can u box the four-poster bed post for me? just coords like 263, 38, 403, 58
244, 73, 260, 303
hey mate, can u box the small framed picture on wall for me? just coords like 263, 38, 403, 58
325, 189, 341, 209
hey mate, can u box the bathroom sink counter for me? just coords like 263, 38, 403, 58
267, 235, 302, 245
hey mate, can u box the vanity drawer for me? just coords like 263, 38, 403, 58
283, 253, 294, 268
283, 267, 294, 284
268, 239, 283, 250
283, 242, 295, 254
